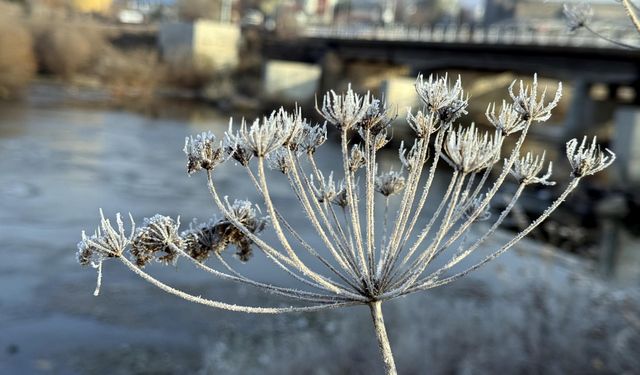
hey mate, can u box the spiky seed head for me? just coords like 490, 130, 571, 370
566, 136, 616, 177
280, 106, 307, 151
266, 147, 292, 174
375, 169, 406, 197
373, 130, 391, 151
508, 74, 562, 123
221, 199, 268, 262
181, 218, 222, 262
237, 112, 289, 158
485, 100, 527, 136
316, 84, 372, 131
415, 73, 468, 125
563, 2, 593, 32
399, 140, 423, 172
406, 107, 439, 138
357, 98, 396, 136
348, 144, 366, 171
331, 180, 349, 208
311, 171, 338, 203
510, 151, 556, 186
130, 215, 183, 267
183, 132, 225, 175
77, 210, 133, 266
444, 124, 503, 174
224, 123, 254, 167
299, 122, 327, 155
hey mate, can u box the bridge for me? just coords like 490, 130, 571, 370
263, 24, 640, 85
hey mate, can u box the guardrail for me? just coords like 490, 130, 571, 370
301, 24, 638, 49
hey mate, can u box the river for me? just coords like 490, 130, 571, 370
0, 88, 637, 374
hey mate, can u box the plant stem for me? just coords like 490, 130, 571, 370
369, 301, 397, 375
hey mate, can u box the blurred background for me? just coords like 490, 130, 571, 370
0, 0, 639, 374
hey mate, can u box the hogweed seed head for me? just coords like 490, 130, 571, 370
375, 168, 406, 197
508, 74, 562, 123
77, 210, 132, 265
415, 73, 468, 125
300, 122, 327, 155
357, 98, 396, 136
237, 112, 288, 158
486, 100, 527, 136
510, 151, 556, 186
563, 2, 593, 32
221, 199, 268, 261
332, 180, 350, 208
406, 107, 439, 138
181, 218, 222, 262
130, 215, 183, 267
184, 131, 225, 174
566, 136, 616, 177
316, 84, 372, 131
311, 171, 338, 203
444, 124, 503, 174
348, 144, 366, 171
266, 147, 292, 174
224, 122, 254, 166
399, 140, 422, 172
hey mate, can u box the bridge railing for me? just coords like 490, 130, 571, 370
301, 24, 637, 49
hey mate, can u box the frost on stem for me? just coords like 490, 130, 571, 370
77, 73, 616, 375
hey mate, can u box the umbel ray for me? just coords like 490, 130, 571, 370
77, 73, 614, 374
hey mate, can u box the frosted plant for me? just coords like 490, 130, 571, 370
563, 1, 640, 48
77, 74, 615, 374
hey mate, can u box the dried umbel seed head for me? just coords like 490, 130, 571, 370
77, 210, 132, 266
373, 131, 391, 151
184, 131, 225, 175
463, 195, 491, 222
399, 140, 422, 172
280, 107, 306, 151
266, 147, 292, 174
348, 144, 366, 171
406, 108, 439, 138
181, 219, 221, 262
332, 180, 349, 208
299, 122, 327, 155
130, 215, 183, 267
508, 74, 562, 123
415, 73, 468, 125
510, 151, 556, 186
233, 113, 288, 158
485, 100, 527, 136
566, 136, 616, 177
357, 98, 396, 136
317, 84, 372, 131
444, 124, 503, 174
311, 171, 338, 203
220, 199, 268, 262
375, 169, 406, 197
224, 127, 254, 167
563, 2, 593, 32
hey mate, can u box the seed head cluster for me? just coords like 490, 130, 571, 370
78, 73, 615, 374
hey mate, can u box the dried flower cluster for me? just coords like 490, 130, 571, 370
563, 1, 640, 49
78, 73, 614, 374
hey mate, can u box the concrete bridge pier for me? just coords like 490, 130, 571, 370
562, 79, 594, 142
262, 60, 322, 105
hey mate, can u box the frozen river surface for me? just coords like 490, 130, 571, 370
0, 99, 638, 374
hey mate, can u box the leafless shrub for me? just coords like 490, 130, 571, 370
31, 20, 106, 79
177, 0, 221, 21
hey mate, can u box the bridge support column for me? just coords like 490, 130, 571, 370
562, 79, 594, 141
595, 107, 640, 283
380, 77, 420, 122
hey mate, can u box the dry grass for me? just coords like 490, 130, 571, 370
95, 48, 165, 101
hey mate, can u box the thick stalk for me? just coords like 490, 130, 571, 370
369, 301, 397, 375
